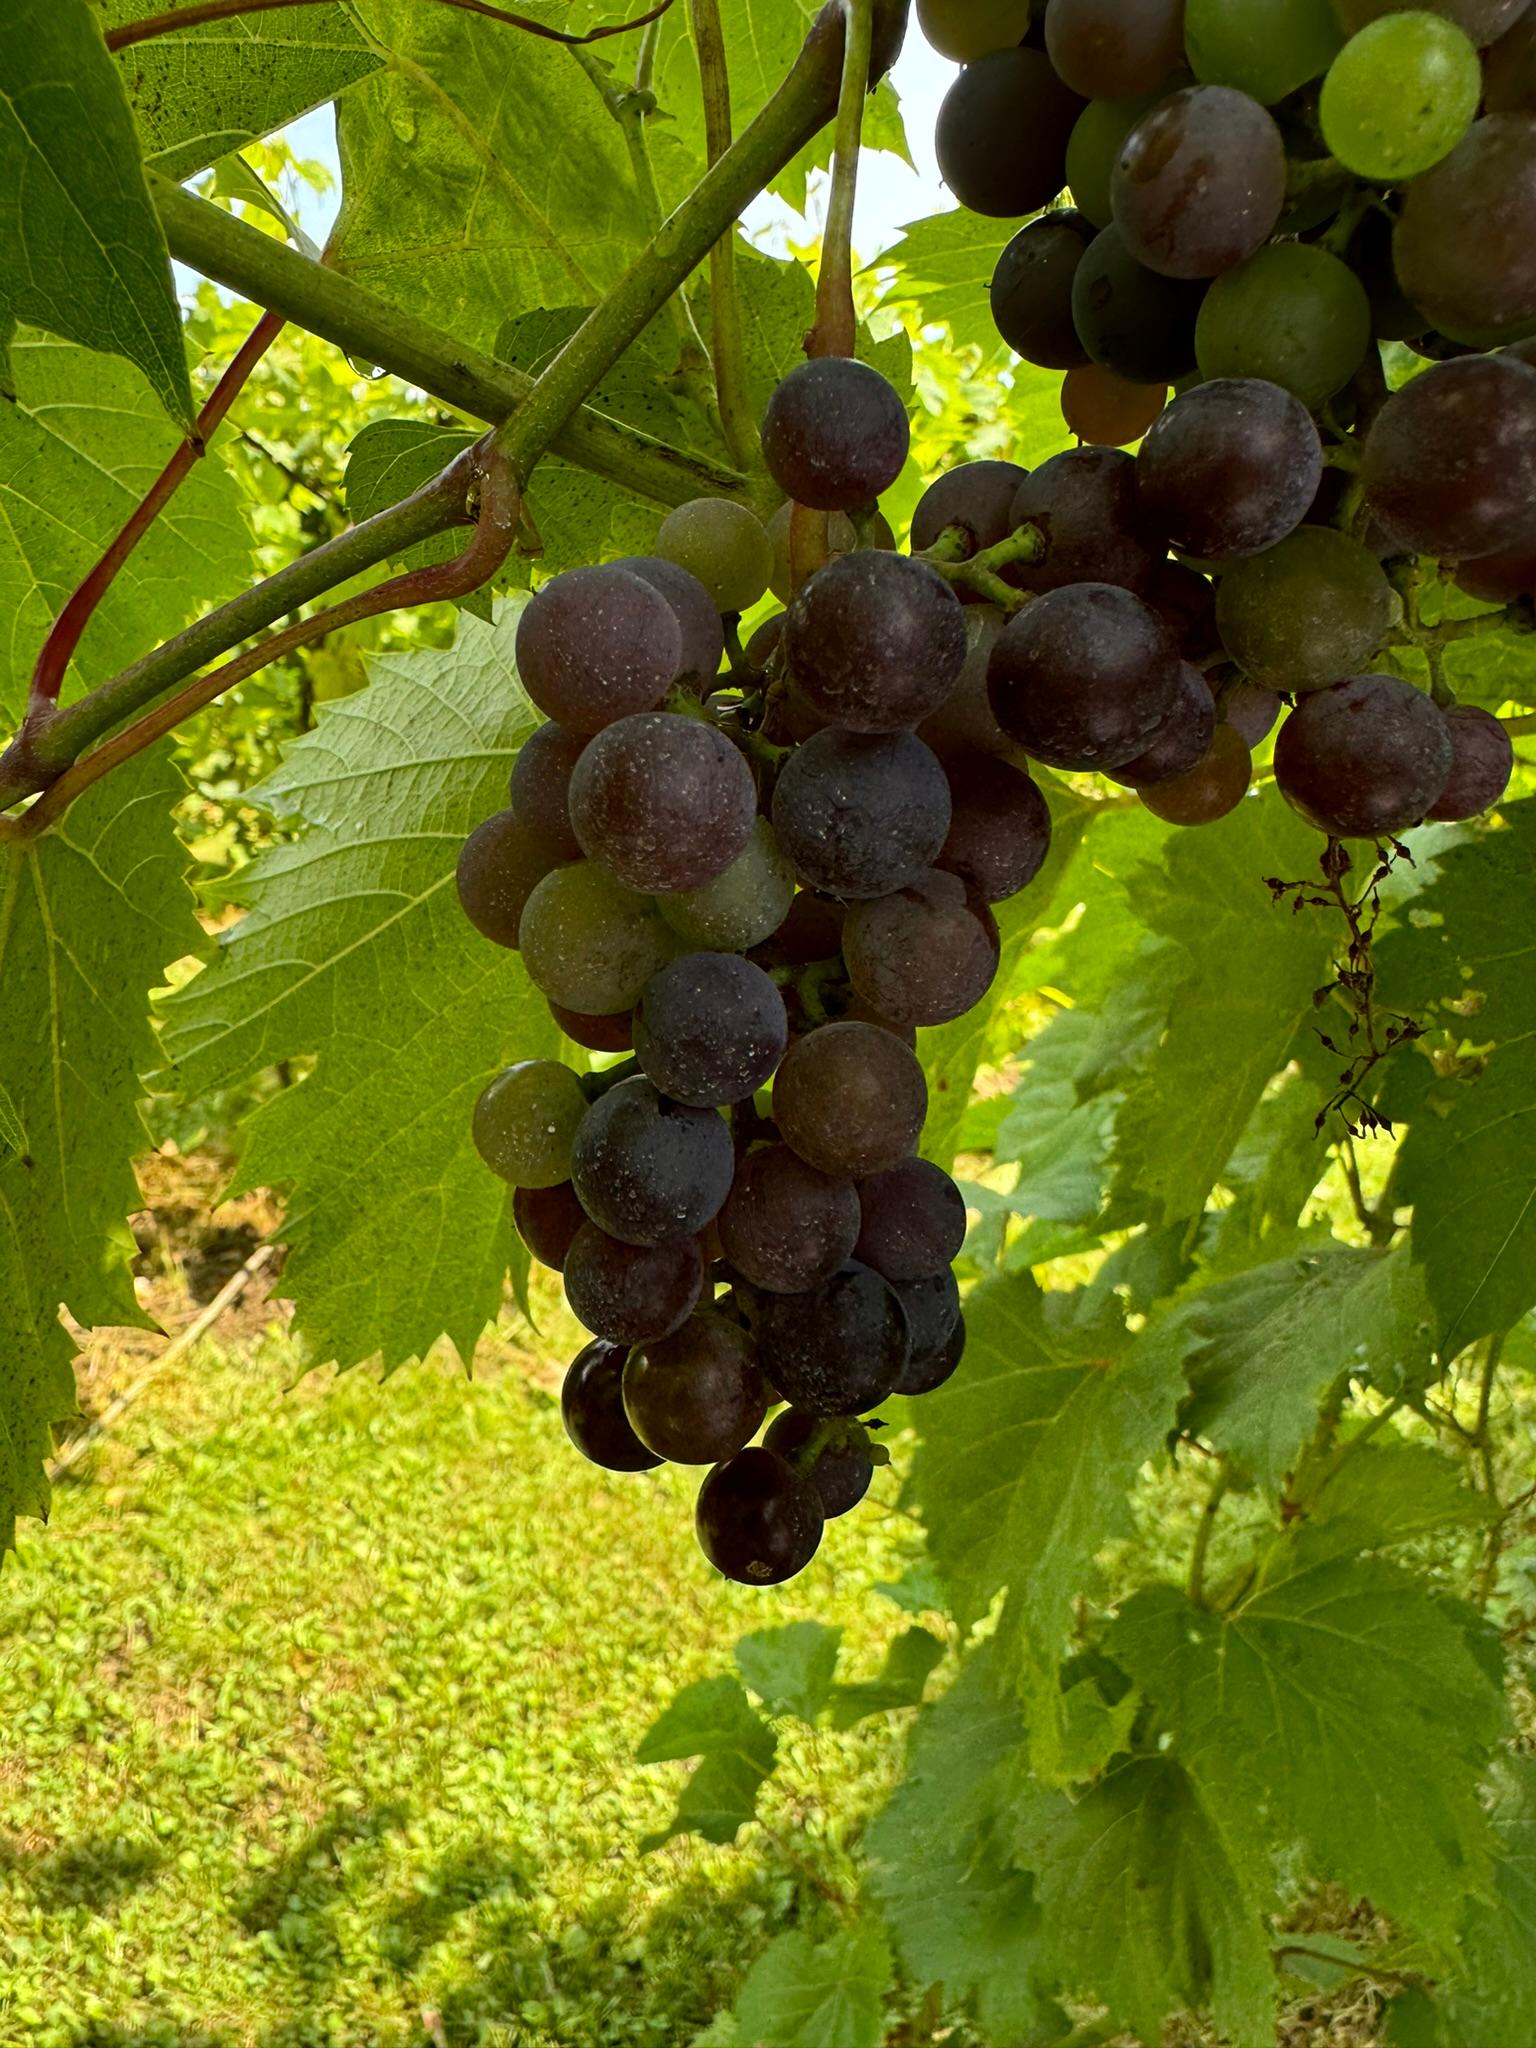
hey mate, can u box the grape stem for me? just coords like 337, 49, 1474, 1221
919, 520, 1046, 610
688, 0, 762, 472
104, 0, 677, 53
1186, 1457, 1231, 1609
805, 0, 873, 361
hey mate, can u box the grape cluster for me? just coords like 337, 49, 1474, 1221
456, 363, 1001, 1586
918, 0, 1528, 835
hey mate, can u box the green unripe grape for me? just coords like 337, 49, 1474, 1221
917, 0, 1035, 62
473, 1060, 588, 1187
658, 818, 796, 951
1320, 13, 1480, 181
1195, 243, 1371, 407
1215, 525, 1397, 690
1065, 92, 1166, 228
519, 861, 675, 1015
654, 498, 772, 614
1185, 0, 1342, 103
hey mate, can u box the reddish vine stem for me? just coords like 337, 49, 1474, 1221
105, 0, 675, 52
28, 310, 285, 714
15, 442, 518, 843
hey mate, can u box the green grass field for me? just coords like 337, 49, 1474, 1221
0, 1294, 928, 2048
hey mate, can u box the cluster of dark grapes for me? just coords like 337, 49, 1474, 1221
916, 0, 1530, 835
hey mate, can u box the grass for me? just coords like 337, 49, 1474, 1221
0, 1285, 931, 2048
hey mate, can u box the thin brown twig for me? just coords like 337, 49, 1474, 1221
28, 310, 285, 711
105, 0, 674, 53
17, 442, 518, 841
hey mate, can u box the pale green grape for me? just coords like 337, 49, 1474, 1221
519, 861, 675, 1015
1065, 93, 1164, 228
917, 0, 1034, 61
1184, 0, 1342, 103
654, 498, 772, 614
1195, 243, 1371, 406
1320, 12, 1480, 181
658, 818, 797, 951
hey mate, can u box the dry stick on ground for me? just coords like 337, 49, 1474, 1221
49, 1243, 278, 1479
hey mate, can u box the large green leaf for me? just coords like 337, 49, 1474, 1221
733, 1922, 892, 2048
734, 1620, 842, 1724
636, 1674, 778, 1851
864, 1649, 1052, 2043
158, 605, 560, 1372
1441, 1756, 1536, 2040
1384, 802, 1536, 1349
1180, 1243, 1436, 1494
1, 0, 192, 426
102, 0, 379, 180
0, 750, 201, 1555
1013, 1755, 1277, 2047
0, 332, 252, 724
882, 210, 1026, 372
1111, 1543, 1508, 1951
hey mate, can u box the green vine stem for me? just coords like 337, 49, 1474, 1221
105, 0, 675, 54
0, 445, 478, 811
495, 0, 867, 481
1474, 1331, 1509, 1609
689, 0, 760, 471
919, 520, 1047, 607
28, 307, 284, 713
150, 177, 748, 511
806, 0, 873, 360
1187, 1457, 1231, 1608
11, 443, 518, 843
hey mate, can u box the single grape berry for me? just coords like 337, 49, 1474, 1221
696, 1447, 825, 1585
938, 754, 1053, 902
624, 1311, 768, 1464
621, 555, 726, 691
1008, 445, 1163, 597
568, 712, 757, 894
1319, 12, 1480, 183
509, 723, 588, 862
855, 1158, 968, 1284
761, 360, 910, 513
457, 810, 562, 950
1426, 705, 1515, 820
763, 1410, 874, 1519
657, 819, 797, 955
1214, 677, 1282, 749
1112, 87, 1288, 280
1148, 559, 1219, 662
515, 564, 681, 733
935, 47, 1084, 218
1455, 537, 1536, 605
990, 213, 1096, 371
758, 1262, 911, 1416
1215, 526, 1396, 691
896, 1312, 967, 1398
562, 1340, 663, 1472
1274, 675, 1453, 839
771, 728, 952, 899
1183, 0, 1343, 105
1138, 722, 1254, 824
773, 1022, 928, 1178
988, 582, 1181, 772
718, 1143, 862, 1294
1194, 242, 1372, 408
1137, 378, 1323, 561
563, 1223, 704, 1345
1107, 662, 1217, 788
519, 862, 674, 1016
1394, 116, 1536, 348
549, 1004, 634, 1054
842, 869, 1001, 1029
633, 952, 788, 1108
1060, 364, 1167, 447
1044, 0, 1186, 99
786, 552, 966, 734
570, 1077, 736, 1247
473, 1059, 588, 1188
891, 1268, 961, 1367
919, 608, 1032, 768
1360, 354, 1536, 560
653, 499, 772, 614
1071, 224, 1208, 385
911, 460, 1032, 556
1485, 10, 1536, 114
513, 1181, 588, 1272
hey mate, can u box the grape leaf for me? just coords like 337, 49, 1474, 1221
733, 1921, 892, 2048
990, 1006, 1120, 1228
1110, 790, 1338, 1227
342, 417, 491, 617
864, 1648, 1052, 2043
0, 750, 201, 1555
0, 332, 252, 723
1013, 1755, 1278, 2046
1111, 1544, 1508, 1950
158, 605, 560, 1373
1, 0, 192, 426
827, 1627, 943, 1730
636, 1676, 777, 1851
882, 210, 1022, 371
1180, 1243, 1436, 1494
734, 1621, 842, 1724
1384, 802, 1536, 1349
1300, 1440, 1493, 1556
1440, 1756, 1536, 2040
102, 0, 378, 180
337, 0, 651, 353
